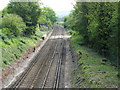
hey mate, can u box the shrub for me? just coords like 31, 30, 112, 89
2, 14, 26, 37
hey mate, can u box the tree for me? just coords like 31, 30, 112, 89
42, 7, 57, 25
38, 14, 52, 28
0, 10, 2, 29
7, 1, 41, 35
63, 16, 68, 28
2, 7, 8, 17
65, 2, 119, 61
37, 7, 57, 30
2, 14, 26, 37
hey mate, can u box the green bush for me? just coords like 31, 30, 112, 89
2, 14, 26, 37
68, 30, 77, 36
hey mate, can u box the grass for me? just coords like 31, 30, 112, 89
1, 30, 48, 67
70, 35, 119, 88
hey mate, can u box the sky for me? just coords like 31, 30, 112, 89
0, 0, 10, 10
0, 0, 75, 17
41, 0, 75, 17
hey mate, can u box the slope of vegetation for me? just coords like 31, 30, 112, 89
64, 2, 119, 63
1, 1, 57, 67
1, 30, 47, 67
64, 1, 119, 88
70, 35, 119, 88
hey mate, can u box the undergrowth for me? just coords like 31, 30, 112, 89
70, 35, 119, 88
1, 30, 48, 67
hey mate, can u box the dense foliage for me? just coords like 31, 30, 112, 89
1, 0, 57, 36
6, 2, 41, 35
1, 1, 57, 67
42, 7, 57, 25
64, 2, 119, 62
0, 11, 2, 29
2, 14, 26, 37
5, 1, 57, 35
38, 7, 57, 29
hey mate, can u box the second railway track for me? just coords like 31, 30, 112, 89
8, 24, 66, 89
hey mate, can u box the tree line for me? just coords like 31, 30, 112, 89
1, 1, 57, 38
64, 2, 119, 62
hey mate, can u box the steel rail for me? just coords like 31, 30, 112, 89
10, 40, 51, 89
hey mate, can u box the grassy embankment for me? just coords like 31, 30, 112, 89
1, 30, 49, 67
68, 30, 119, 88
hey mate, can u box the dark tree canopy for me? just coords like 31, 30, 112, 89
42, 7, 57, 24
7, 1, 41, 35
64, 2, 119, 61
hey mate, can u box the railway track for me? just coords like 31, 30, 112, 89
41, 30, 65, 89
8, 24, 66, 89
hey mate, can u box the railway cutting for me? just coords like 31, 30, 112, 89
7, 24, 72, 89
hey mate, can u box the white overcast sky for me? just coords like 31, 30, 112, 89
0, 0, 75, 17
0, 0, 10, 10
41, 0, 75, 17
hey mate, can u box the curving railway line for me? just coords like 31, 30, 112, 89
8, 24, 67, 89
